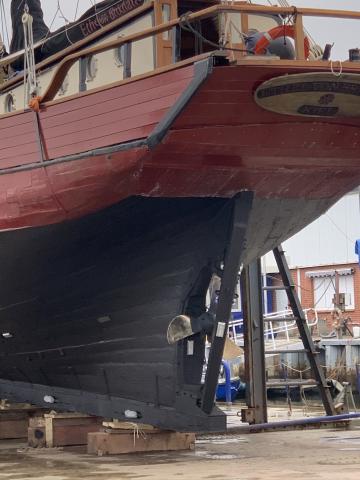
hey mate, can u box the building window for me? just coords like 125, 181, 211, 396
312, 274, 355, 310
275, 288, 289, 313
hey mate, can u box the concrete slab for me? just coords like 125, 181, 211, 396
1, 427, 360, 479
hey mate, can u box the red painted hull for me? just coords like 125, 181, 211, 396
1, 61, 360, 229
148, 64, 360, 200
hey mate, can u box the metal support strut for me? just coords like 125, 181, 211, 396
272, 245, 336, 416
201, 192, 254, 414
241, 259, 268, 424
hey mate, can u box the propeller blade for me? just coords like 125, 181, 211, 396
167, 312, 215, 344
167, 315, 194, 344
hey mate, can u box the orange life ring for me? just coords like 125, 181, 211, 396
254, 25, 310, 59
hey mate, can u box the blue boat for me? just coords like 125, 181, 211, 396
215, 360, 245, 402
216, 378, 242, 402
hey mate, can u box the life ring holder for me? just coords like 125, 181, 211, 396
254, 25, 310, 60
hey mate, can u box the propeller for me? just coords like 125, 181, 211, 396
167, 312, 214, 344
167, 312, 243, 360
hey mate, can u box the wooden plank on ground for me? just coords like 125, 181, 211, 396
87, 431, 196, 455
102, 421, 160, 431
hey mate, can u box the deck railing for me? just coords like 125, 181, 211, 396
2, 2, 360, 105
229, 308, 319, 350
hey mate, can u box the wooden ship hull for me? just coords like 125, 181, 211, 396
1, 1, 360, 431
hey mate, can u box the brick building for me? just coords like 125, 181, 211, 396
263, 189, 360, 335
268, 262, 360, 333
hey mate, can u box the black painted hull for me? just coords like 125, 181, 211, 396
0, 194, 332, 431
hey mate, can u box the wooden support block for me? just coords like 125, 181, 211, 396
28, 417, 46, 447
29, 417, 46, 428
44, 413, 103, 447
28, 426, 46, 448
102, 421, 160, 432
0, 417, 28, 439
0, 399, 9, 409
0, 407, 46, 440
87, 431, 196, 455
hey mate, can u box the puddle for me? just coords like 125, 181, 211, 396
196, 435, 249, 445
194, 450, 241, 460
89, 474, 150, 478
196, 438, 246, 445
339, 447, 360, 451
322, 435, 360, 444
21, 477, 68, 480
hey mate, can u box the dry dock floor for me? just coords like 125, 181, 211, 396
1, 426, 360, 480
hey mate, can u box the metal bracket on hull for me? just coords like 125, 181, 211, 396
147, 56, 214, 149
33, 110, 47, 164
201, 191, 254, 414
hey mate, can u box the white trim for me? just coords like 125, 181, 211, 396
306, 268, 353, 278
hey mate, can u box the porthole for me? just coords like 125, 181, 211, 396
114, 45, 125, 67
86, 55, 98, 82
4, 93, 15, 113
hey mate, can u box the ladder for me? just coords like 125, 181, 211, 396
267, 245, 336, 416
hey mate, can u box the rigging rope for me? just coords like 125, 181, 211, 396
37, 0, 124, 50
74, 0, 80, 22
0, 0, 9, 51
22, 3, 38, 105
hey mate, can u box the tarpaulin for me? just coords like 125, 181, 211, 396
10, 0, 145, 68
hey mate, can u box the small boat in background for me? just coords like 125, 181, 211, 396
216, 358, 245, 403
216, 379, 242, 403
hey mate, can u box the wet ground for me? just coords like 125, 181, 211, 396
1, 424, 360, 480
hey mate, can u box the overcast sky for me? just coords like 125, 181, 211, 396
0, 0, 359, 59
